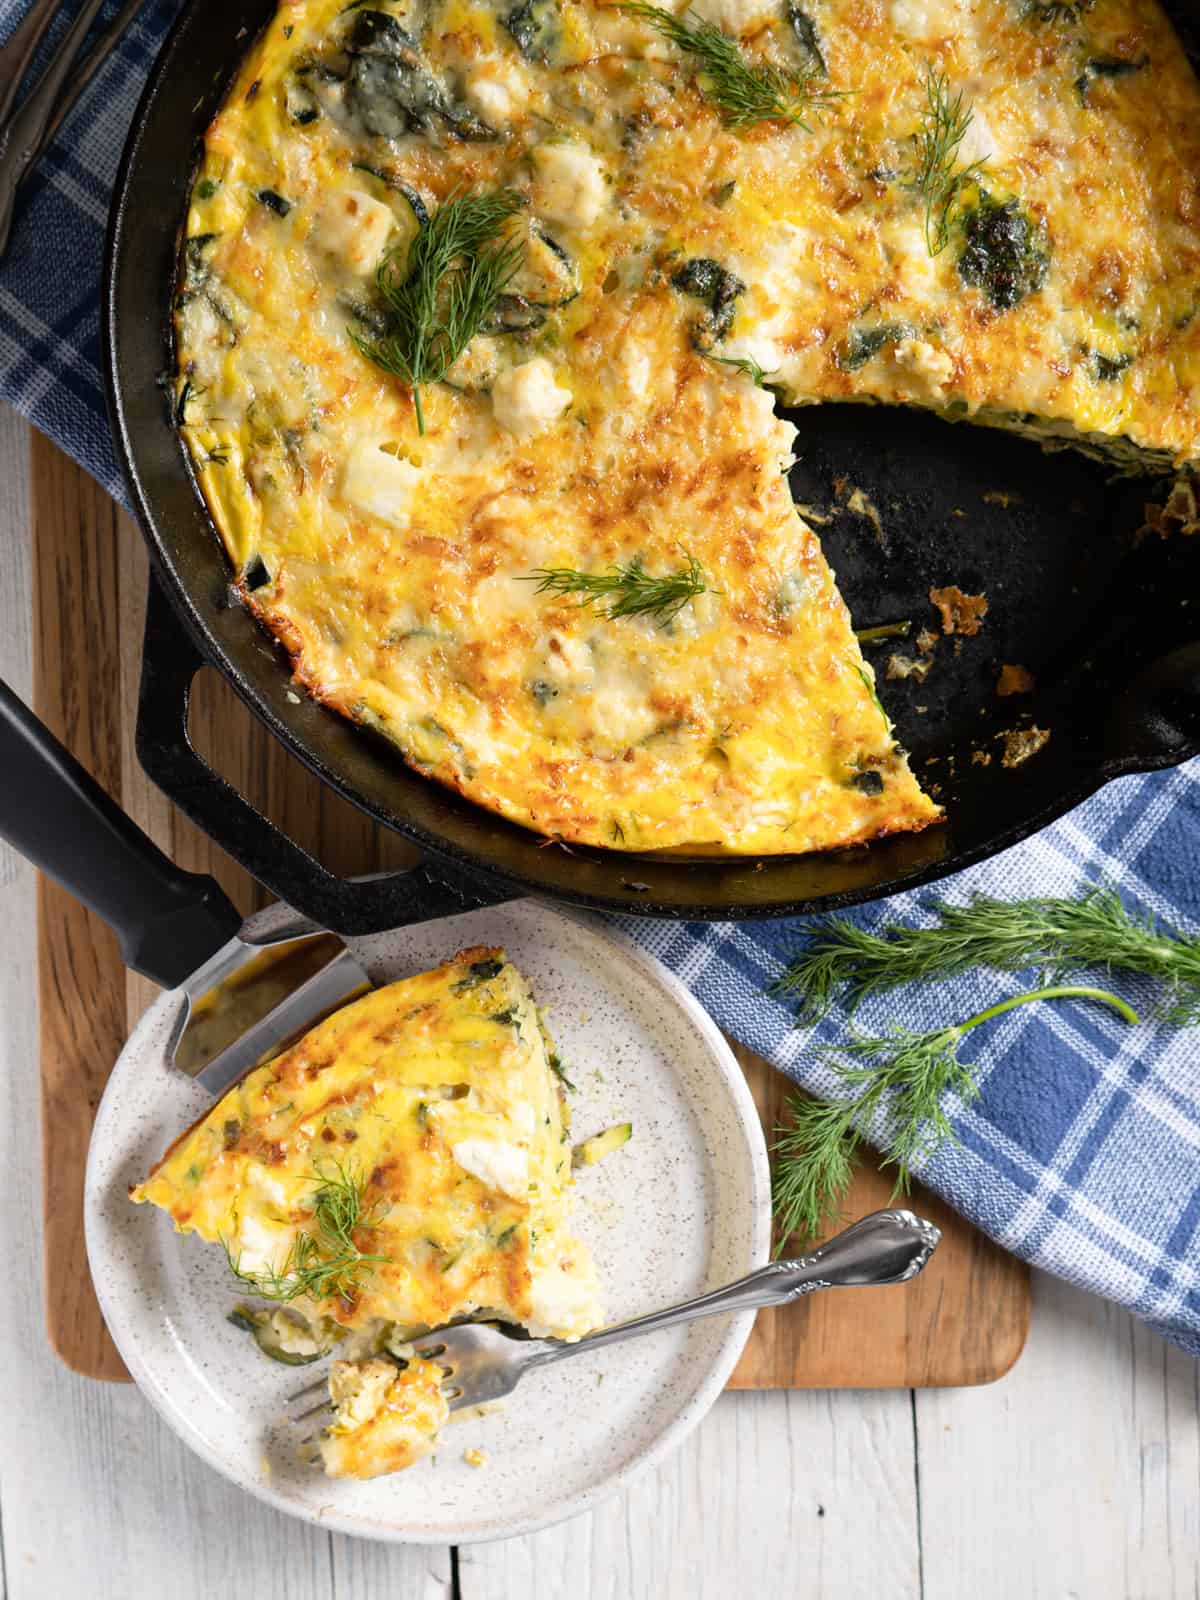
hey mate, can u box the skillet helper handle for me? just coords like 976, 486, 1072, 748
136, 580, 513, 936
0, 677, 241, 987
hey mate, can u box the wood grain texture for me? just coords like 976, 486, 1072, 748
915, 1276, 1200, 1600
32, 437, 131, 1383
31, 429, 1027, 1391
730, 1046, 1029, 1389
461, 1386, 922, 1599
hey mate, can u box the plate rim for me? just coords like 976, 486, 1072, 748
84, 900, 771, 1544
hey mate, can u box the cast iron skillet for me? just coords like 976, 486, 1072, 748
104, 0, 1200, 935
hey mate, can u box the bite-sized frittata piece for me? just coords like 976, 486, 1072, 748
174, 0, 1200, 851
320, 1355, 450, 1478
132, 947, 601, 1342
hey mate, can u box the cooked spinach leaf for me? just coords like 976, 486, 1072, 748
344, 9, 492, 141
256, 189, 293, 217
838, 321, 913, 371
784, 1, 826, 73
548, 1050, 575, 1091
1074, 53, 1148, 104
182, 233, 219, 286
849, 769, 885, 795
486, 294, 546, 332
504, 0, 561, 61
1089, 349, 1133, 382
671, 256, 746, 348
452, 957, 506, 990
956, 191, 1048, 311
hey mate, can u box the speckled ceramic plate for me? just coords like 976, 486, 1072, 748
85, 900, 770, 1543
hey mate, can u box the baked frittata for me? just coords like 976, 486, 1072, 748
321, 1354, 450, 1478
173, 0, 1200, 852
132, 947, 601, 1347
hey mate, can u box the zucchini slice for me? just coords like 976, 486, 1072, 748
573, 1122, 633, 1168
229, 1305, 343, 1365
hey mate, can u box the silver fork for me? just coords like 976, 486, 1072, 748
289, 1208, 941, 1430
0, 0, 144, 255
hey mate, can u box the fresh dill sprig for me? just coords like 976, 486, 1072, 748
771, 984, 1138, 1248
911, 64, 986, 256
525, 550, 710, 624
706, 351, 778, 386
350, 188, 525, 435
222, 1161, 389, 1306
619, 3, 846, 130
772, 887, 1200, 1026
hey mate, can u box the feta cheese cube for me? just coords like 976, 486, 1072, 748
451, 1138, 530, 1199
232, 1214, 293, 1276
689, 0, 774, 32
491, 358, 572, 437
531, 142, 607, 229
312, 189, 395, 276
342, 442, 423, 527
464, 60, 531, 125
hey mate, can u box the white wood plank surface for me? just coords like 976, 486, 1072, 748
460, 1389, 921, 1600
917, 1275, 1200, 1600
2, 406, 1197, 1599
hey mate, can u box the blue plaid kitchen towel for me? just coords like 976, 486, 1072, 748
2, 0, 1199, 1355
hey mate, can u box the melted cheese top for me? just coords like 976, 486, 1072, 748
321, 1355, 450, 1479
175, 0, 1200, 850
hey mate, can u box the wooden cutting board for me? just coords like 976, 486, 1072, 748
30, 431, 1029, 1388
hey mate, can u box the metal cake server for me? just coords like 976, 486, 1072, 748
0, 677, 371, 1096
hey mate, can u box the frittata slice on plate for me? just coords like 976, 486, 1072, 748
174, 0, 1200, 853
132, 946, 600, 1345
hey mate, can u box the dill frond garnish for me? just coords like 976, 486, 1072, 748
772, 887, 1200, 1026
618, 3, 846, 130
350, 188, 526, 435
525, 550, 710, 624
911, 65, 986, 255
222, 1161, 389, 1306
706, 351, 778, 387
771, 984, 1138, 1248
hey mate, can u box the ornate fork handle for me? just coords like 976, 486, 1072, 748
524, 1209, 941, 1371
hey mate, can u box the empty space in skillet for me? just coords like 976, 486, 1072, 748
790, 404, 1200, 818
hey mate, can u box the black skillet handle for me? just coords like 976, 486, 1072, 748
0, 676, 242, 986
136, 581, 515, 936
